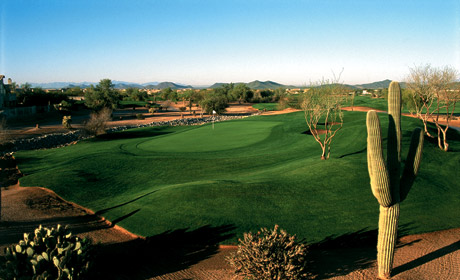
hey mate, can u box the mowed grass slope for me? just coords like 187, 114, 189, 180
16, 110, 460, 244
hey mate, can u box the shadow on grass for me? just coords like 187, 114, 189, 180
95, 190, 157, 215
91, 224, 235, 280
307, 223, 417, 279
338, 147, 367, 158
392, 239, 460, 277
93, 129, 173, 141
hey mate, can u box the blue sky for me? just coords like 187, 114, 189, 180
1, 0, 459, 86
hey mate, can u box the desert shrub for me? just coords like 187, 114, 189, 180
62, 115, 72, 129
84, 107, 112, 136
227, 225, 309, 280
148, 107, 156, 114
162, 100, 172, 111
136, 113, 145, 120
0, 224, 93, 280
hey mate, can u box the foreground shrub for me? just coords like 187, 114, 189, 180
62, 116, 72, 129
227, 225, 309, 280
0, 224, 93, 280
84, 107, 112, 136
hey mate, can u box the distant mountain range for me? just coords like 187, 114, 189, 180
28, 79, 404, 90
145, 82, 192, 90
209, 80, 293, 90
350, 79, 406, 89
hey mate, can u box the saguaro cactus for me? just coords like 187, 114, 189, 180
366, 81, 424, 279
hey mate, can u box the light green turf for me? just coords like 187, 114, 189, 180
252, 103, 279, 111
15, 107, 460, 244
137, 121, 281, 152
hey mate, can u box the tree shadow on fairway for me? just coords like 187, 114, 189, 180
92, 129, 173, 141
338, 147, 367, 158
307, 223, 418, 278
95, 190, 157, 215
91, 224, 236, 280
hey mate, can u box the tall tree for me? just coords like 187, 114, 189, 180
199, 90, 229, 115
230, 83, 253, 104
84, 79, 120, 110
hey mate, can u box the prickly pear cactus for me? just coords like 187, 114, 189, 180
366, 81, 424, 279
0, 224, 93, 280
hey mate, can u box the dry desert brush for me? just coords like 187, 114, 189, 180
227, 225, 309, 280
84, 107, 112, 136
367, 81, 424, 279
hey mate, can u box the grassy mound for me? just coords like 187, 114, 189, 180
16, 110, 460, 244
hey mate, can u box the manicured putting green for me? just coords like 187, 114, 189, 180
137, 121, 281, 152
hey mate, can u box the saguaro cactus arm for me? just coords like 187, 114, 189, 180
387, 82, 402, 204
366, 110, 392, 207
400, 127, 424, 202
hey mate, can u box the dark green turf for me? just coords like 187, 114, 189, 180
16, 107, 460, 244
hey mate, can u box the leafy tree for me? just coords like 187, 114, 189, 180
301, 78, 345, 160
199, 90, 229, 115
16, 86, 67, 107
160, 87, 177, 101
64, 87, 84, 96
214, 83, 234, 99
182, 89, 196, 112
230, 83, 253, 103
273, 88, 286, 102
84, 79, 120, 110
126, 87, 147, 101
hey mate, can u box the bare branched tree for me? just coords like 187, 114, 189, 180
301, 76, 346, 160
406, 65, 459, 151
431, 66, 459, 151
406, 65, 437, 137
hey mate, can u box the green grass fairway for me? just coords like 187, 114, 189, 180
16, 110, 460, 244
252, 103, 279, 111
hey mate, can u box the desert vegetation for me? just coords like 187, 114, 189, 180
0, 225, 93, 279
367, 81, 424, 279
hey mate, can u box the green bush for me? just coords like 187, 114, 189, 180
227, 225, 309, 280
0, 224, 93, 280
136, 113, 145, 120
